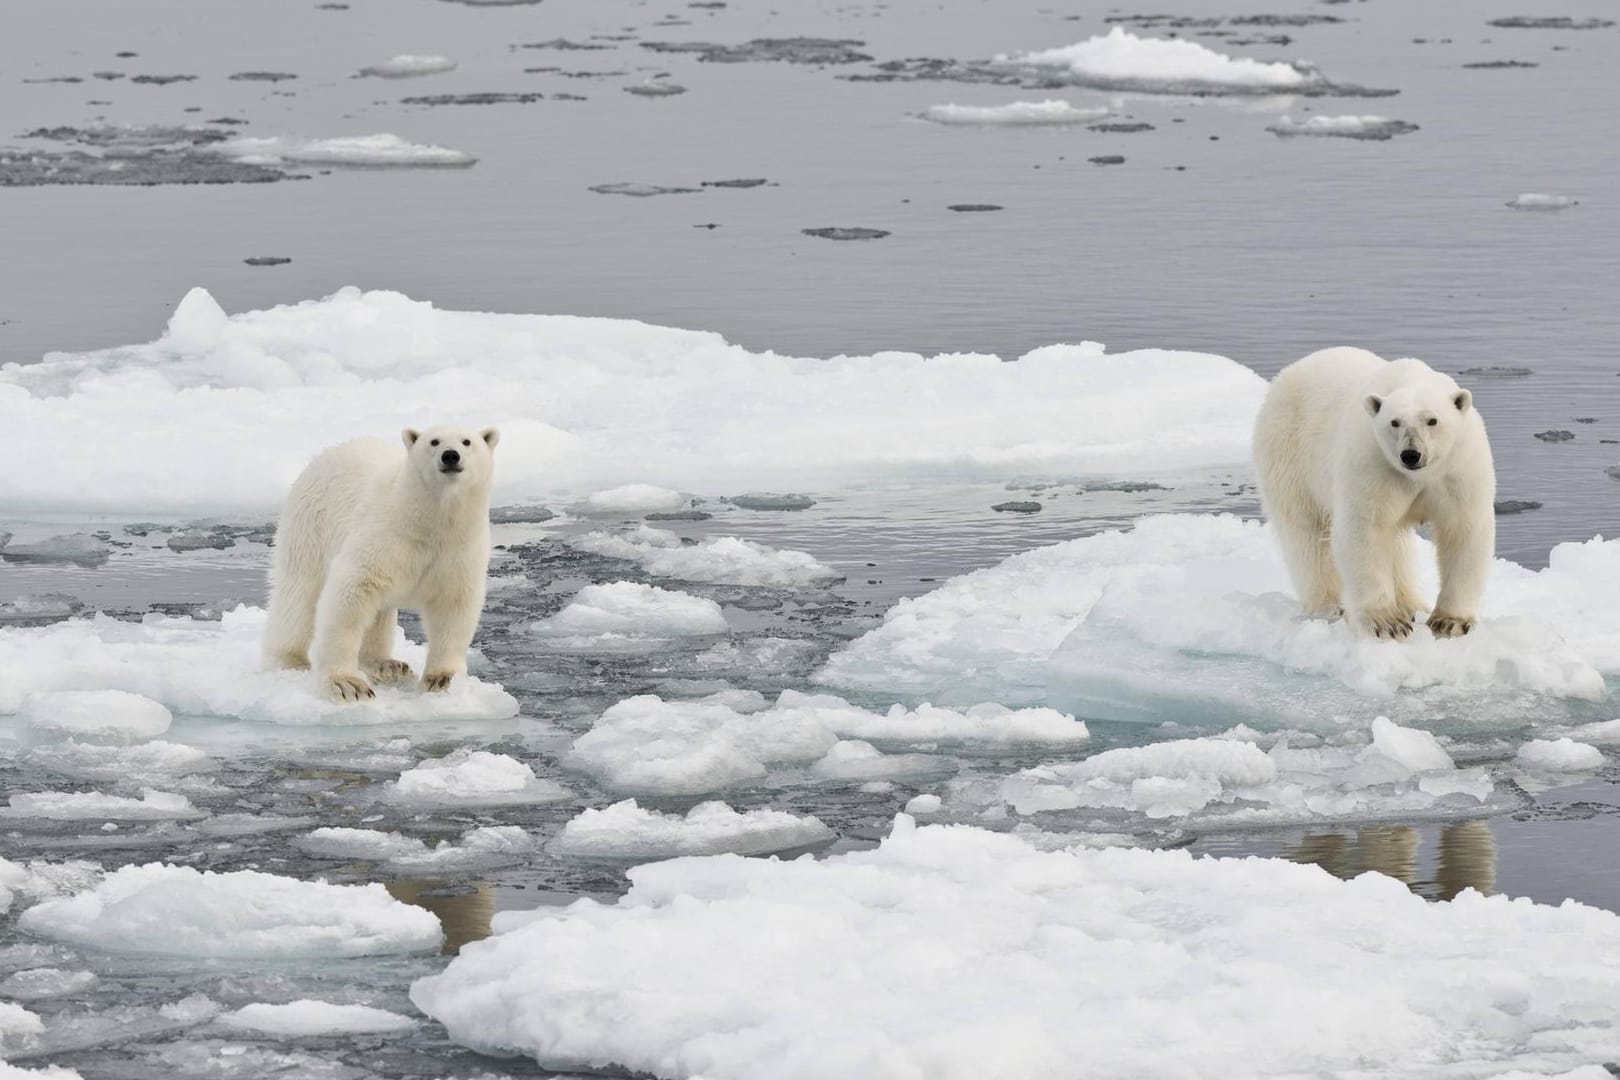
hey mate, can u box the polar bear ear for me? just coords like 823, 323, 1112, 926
402, 428, 421, 448
1453, 389, 1472, 413
1363, 394, 1383, 417
481, 427, 500, 450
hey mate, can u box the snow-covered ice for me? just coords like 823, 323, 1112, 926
215, 134, 477, 168
996, 28, 1323, 94
1516, 738, 1604, 772
292, 827, 430, 861
918, 100, 1109, 126
218, 1001, 415, 1037
568, 690, 1085, 795
583, 484, 687, 513
571, 526, 840, 587
0, 968, 96, 1002
1267, 115, 1419, 140
1508, 193, 1579, 210
811, 740, 953, 782
530, 582, 729, 643
16, 690, 172, 744
18, 863, 442, 958
820, 514, 1620, 729
24, 740, 211, 784
551, 800, 833, 859
357, 54, 458, 78
0, 288, 1265, 515
0, 789, 203, 821
382, 748, 570, 808
0, 607, 518, 726
413, 816, 1620, 1079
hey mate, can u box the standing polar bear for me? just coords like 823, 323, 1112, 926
263, 425, 499, 700
1253, 347, 1495, 639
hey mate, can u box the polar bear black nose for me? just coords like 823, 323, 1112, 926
1400, 449, 1422, 469
441, 449, 461, 467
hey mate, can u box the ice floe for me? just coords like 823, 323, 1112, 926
215, 134, 477, 168
918, 100, 1109, 125
218, 1001, 414, 1037
1267, 114, 1419, 140
567, 690, 1087, 796
1515, 738, 1603, 772
582, 484, 687, 513
382, 749, 570, 808
23, 740, 211, 784
530, 582, 729, 644
15, 691, 172, 744
0, 288, 1264, 515
819, 514, 1620, 730
356, 54, 458, 78
0, 968, 96, 1002
995, 27, 1324, 94
292, 827, 429, 861
413, 815, 1620, 1079
18, 864, 442, 958
551, 800, 833, 859
0, 789, 203, 822
0, 607, 518, 727
1508, 193, 1579, 210
571, 526, 840, 587
384, 825, 537, 874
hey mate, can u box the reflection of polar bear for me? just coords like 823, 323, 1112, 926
263, 426, 499, 700
1253, 347, 1495, 639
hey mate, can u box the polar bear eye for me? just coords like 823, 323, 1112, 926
1390, 419, 1401, 428
1426, 418, 1437, 427
462, 439, 471, 447
430, 438, 440, 447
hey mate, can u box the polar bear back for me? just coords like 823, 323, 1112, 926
1253, 346, 1389, 511
270, 437, 402, 586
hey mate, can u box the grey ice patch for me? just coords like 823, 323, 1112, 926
1459, 366, 1533, 377
1533, 430, 1575, 443
402, 91, 547, 105
728, 493, 815, 511
589, 182, 700, 196
1486, 16, 1615, 29
625, 82, 687, 96
490, 505, 556, 524
642, 37, 873, 65
1494, 499, 1543, 515
992, 501, 1043, 514
802, 227, 889, 240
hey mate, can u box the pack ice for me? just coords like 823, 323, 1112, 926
412, 816, 1620, 1080
995, 27, 1324, 94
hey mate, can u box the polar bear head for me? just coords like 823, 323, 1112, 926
1363, 381, 1471, 475
402, 425, 499, 490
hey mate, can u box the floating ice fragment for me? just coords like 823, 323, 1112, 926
17, 690, 172, 743
728, 492, 814, 511
219, 1001, 415, 1037
996, 27, 1324, 94
216, 134, 477, 167
1507, 193, 1578, 210
0, 534, 111, 567
918, 100, 1109, 126
531, 582, 729, 641
358, 55, 458, 78
571, 526, 839, 587
1515, 738, 1603, 772
383, 749, 570, 808
293, 828, 430, 860
1267, 114, 1419, 140
552, 800, 833, 859
0, 968, 97, 1001
811, 740, 953, 782
1, 788, 202, 821
584, 484, 687, 512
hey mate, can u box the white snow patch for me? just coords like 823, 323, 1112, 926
216, 133, 476, 167
904, 793, 943, 814
18, 863, 442, 958
552, 800, 833, 859
997, 27, 1321, 93
0, 858, 102, 916
0, 788, 203, 822
383, 749, 570, 808
570, 526, 840, 587
0, 607, 518, 727
1516, 738, 1603, 772
0, 288, 1264, 515
1508, 193, 1578, 210
357, 54, 458, 78
413, 817, 1620, 1079
530, 582, 728, 642
919, 100, 1109, 125
583, 484, 687, 513
218, 1001, 415, 1037
17, 690, 172, 743
819, 514, 1620, 729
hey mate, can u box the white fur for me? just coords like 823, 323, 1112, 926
263, 425, 499, 699
1253, 347, 1495, 639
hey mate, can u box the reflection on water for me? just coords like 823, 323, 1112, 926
1289, 821, 1497, 900
387, 881, 495, 955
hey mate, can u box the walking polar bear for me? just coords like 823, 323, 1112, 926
1253, 347, 1495, 639
263, 425, 499, 700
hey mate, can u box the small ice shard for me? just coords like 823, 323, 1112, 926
625, 82, 688, 96
571, 526, 839, 587
585, 484, 686, 513
1507, 193, 1578, 210
217, 133, 477, 167
1267, 115, 1419, 140
551, 799, 833, 858
919, 100, 1108, 125
1534, 430, 1575, 442
490, 504, 555, 523
1516, 738, 1603, 772
728, 492, 814, 511
531, 582, 729, 640
383, 748, 571, 808
358, 55, 458, 78
589, 182, 700, 196
219, 1000, 414, 1037
803, 227, 889, 240
992, 500, 1042, 513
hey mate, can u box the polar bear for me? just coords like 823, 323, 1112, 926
263, 425, 499, 700
1253, 347, 1495, 639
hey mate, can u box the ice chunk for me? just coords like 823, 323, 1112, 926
0, 858, 102, 916
727, 492, 814, 511
1516, 738, 1603, 772
811, 740, 952, 782
820, 514, 1620, 730
0, 288, 1264, 515
775, 690, 1088, 750
357, 54, 458, 78
218, 1001, 414, 1037
1557, 719, 1620, 745
215, 134, 476, 167
384, 825, 537, 874
0, 594, 83, 626
904, 793, 942, 814
1369, 716, 1454, 772
413, 817, 1620, 1079
1507, 193, 1578, 211
383, 749, 570, 808
18, 864, 442, 957
1, 788, 203, 821
531, 582, 729, 641
25, 740, 211, 783
164, 286, 228, 355
0, 968, 96, 1001
17, 690, 172, 743
571, 526, 839, 587
552, 800, 833, 859
0, 607, 519, 726
996, 27, 1324, 94
0, 1001, 44, 1046
919, 100, 1109, 125
0, 533, 110, 567
0, 1063, 83, 1078
1267, 115, 1419, 140
293, 828, 429, 860
584, 484, 687, 513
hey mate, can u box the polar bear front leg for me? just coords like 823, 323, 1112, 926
360, 608, 415, 684
1428, 512, 1494, 638
1333, 503, 1413, 640
310, 573, 385, 701
420, 583, 485, 692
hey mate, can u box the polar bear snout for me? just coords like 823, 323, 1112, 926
439, 448, 462, 472
1400, 449, 1423, 470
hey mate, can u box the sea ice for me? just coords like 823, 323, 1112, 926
0, 288, 1264, 515
919, 100, 1109, 125
215, 134, 477, 167
292, 828, 429, 861
357, 55, 458, 78
16, 690, 173, 743
1515, 738, 1603, 772
0, 789, 203, 822
1268, 115, 1419, 140
571, 526, 840, 587
996, 28, 1324, 94
413, 816, 1620, 1079
382, 749, 570, 808
811, 740, 953, 782
383, 825, 537, 874
0, 607, 519, 726
819, 514, 1620, 730
551, 800, 833, 859
24, 740, 211, 784
1507, 193, 1578, 210
18, 864, 442, 958
0, 968, 96, 1002
0, 534, 110, 567
530, 582, 729, 642
218, 1001, 415, 1037
583, 484, 687, 513
0, 1002, 44, 1047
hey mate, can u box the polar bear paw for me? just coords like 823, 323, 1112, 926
326, 671, 376, 701
421, 670, 457, 693
368, 658, 416, 685
1427, 611, 1474, 638
1359, 606, 1415, 640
